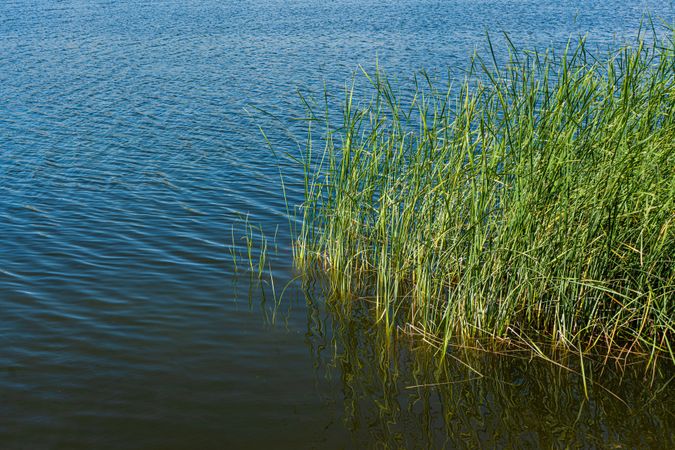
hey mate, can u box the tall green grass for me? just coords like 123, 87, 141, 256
294, 33, 674, 369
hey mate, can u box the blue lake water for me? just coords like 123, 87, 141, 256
1, 0, 674, 448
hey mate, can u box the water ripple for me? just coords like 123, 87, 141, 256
1, 0, 672, 447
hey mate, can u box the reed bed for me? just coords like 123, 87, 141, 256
293, 33, 675, 369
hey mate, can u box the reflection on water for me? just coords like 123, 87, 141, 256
303, 287, 674, 448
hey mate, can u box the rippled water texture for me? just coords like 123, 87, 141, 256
1, 1, 673, 448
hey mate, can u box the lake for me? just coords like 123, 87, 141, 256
1, 0, 673, 448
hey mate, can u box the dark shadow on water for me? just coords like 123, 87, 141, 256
301, 286, 674, 449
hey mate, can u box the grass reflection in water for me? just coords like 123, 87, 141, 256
302, 284, 674, 448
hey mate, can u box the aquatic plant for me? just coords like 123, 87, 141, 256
293, 31, 675, 371
229, 215, 270, 279
302, 291, 675, 448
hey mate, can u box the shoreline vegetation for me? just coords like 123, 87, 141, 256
289, 31, 674, 377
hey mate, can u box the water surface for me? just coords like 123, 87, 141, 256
1, 1, 673, 448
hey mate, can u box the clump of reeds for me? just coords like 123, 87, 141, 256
294, 32, 675, 369
230, 216, 269, 279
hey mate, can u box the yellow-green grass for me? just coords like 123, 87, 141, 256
293, 33, 675, 370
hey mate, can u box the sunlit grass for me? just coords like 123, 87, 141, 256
293, 31, 675, 370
